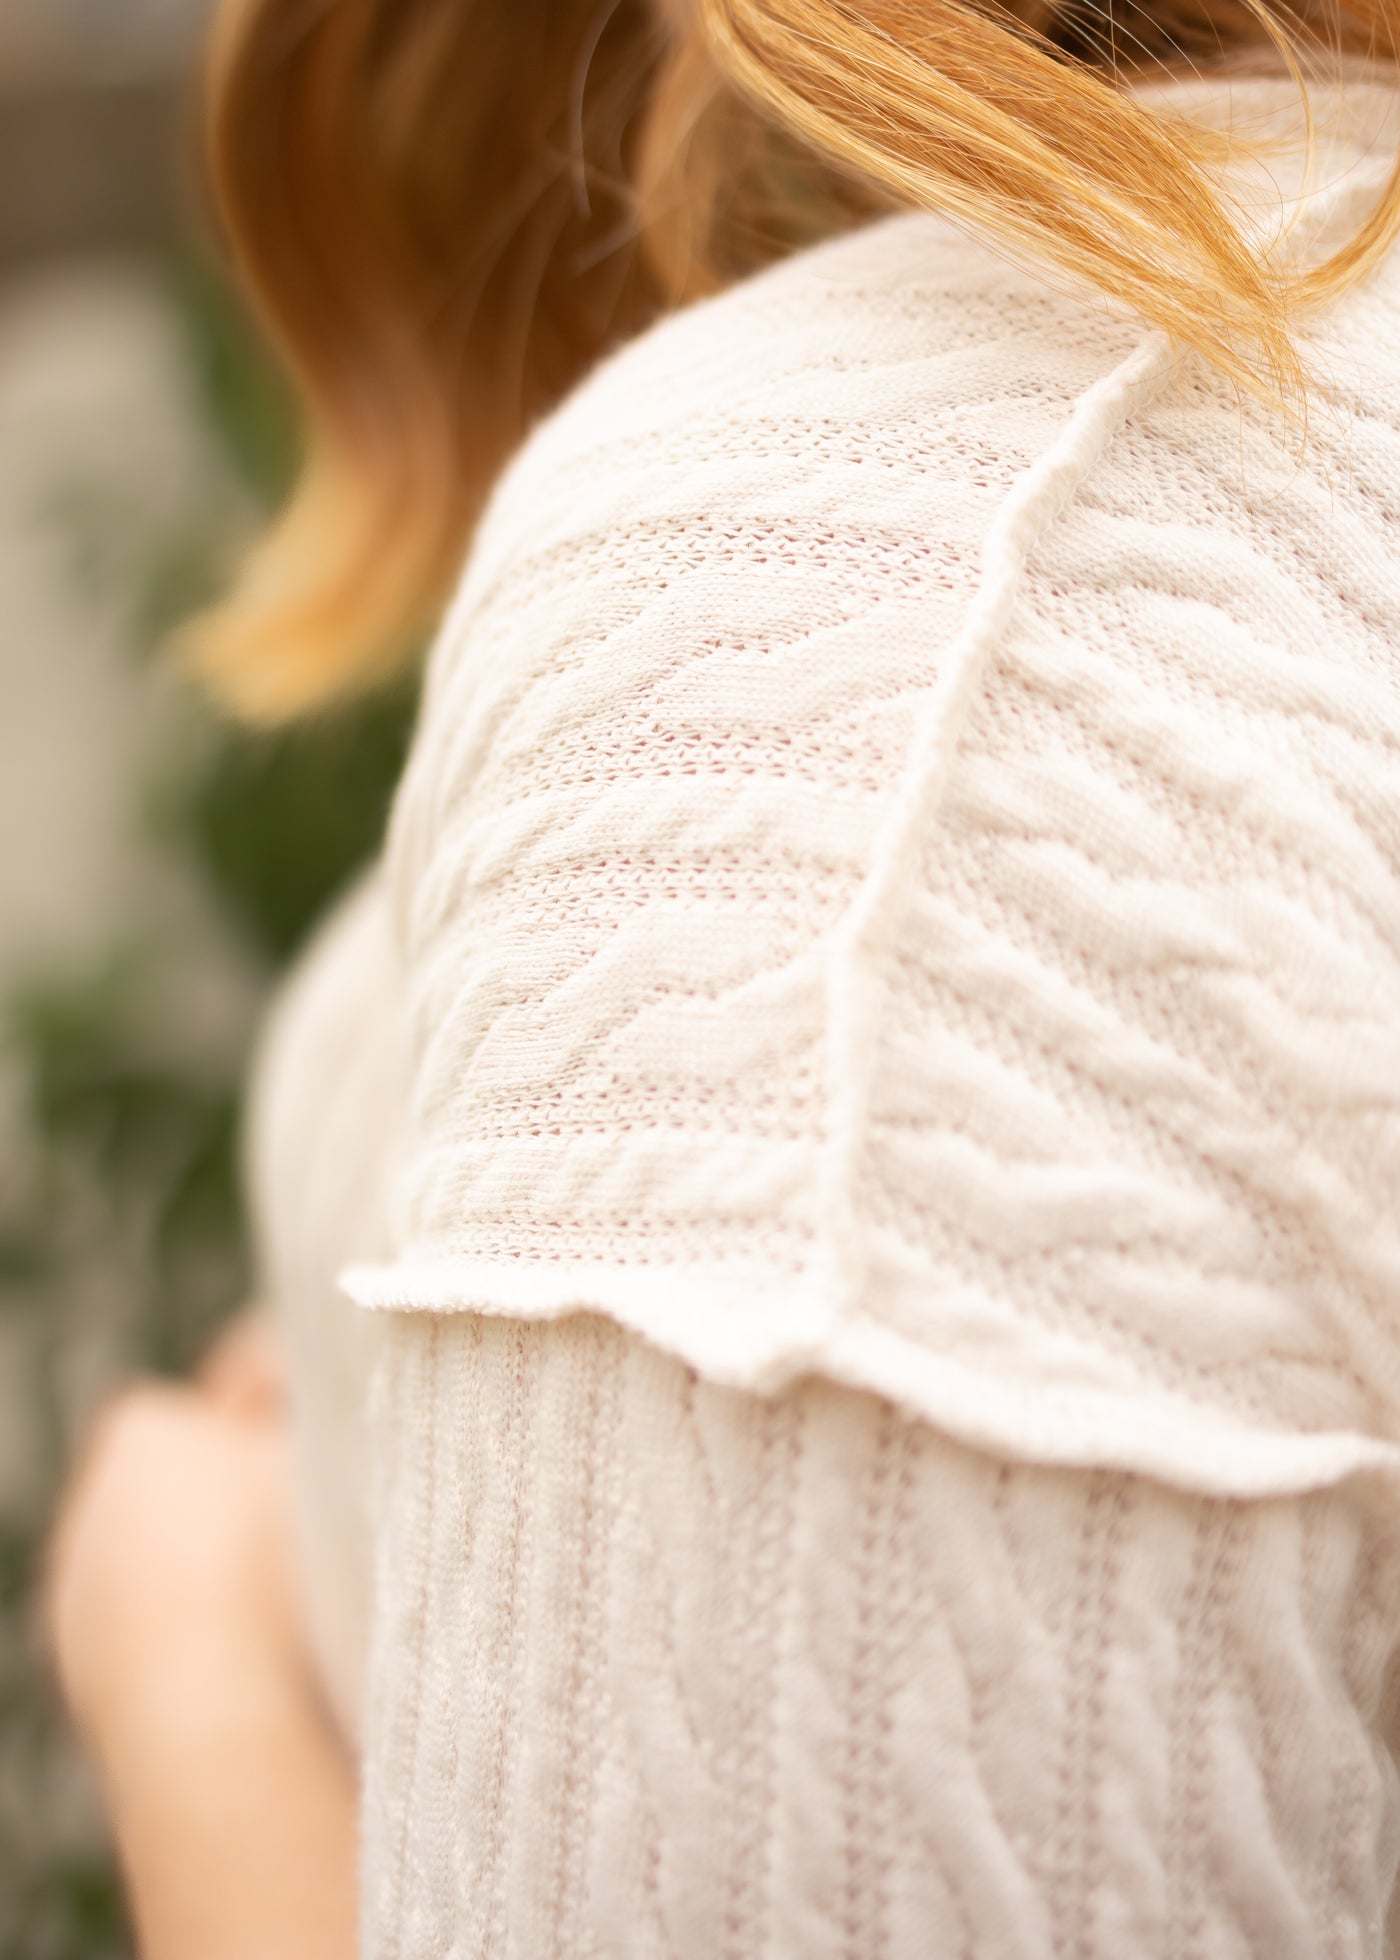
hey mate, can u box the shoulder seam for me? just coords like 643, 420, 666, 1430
819, 329, 1179, 1322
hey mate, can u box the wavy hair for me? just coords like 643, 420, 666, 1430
189, 0, 1400, 719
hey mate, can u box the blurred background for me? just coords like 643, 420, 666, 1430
0, 4, 416, 1950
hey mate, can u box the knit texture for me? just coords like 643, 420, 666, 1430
341, 75, 1400, 1498
239, 70, 1400, 1956
244, 864, 400, 1741
358, 1311, 1400, 1958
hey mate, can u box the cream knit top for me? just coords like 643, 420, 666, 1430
248, 73, 1400, 1957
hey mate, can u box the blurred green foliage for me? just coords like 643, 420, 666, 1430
10, 952, 244, 1374
167, 253, 303, 510
156, 250, 419, 966
0, 246, 418, 1956
184, 687, 417, 964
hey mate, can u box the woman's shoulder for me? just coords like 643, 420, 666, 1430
363, 133, 1400, 1500
410, 202, 1175, 797
401, 151, 1400, 907
338, 75, 1400, 1521
394, 209, 1146, 938
454, 206, 1146, 600
518, 68, 1400, 471
437, 109, 1400, 672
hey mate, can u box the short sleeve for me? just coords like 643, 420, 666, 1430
340, 207, 1400, 1503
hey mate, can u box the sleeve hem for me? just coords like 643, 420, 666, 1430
338, 1255, 1400, 1504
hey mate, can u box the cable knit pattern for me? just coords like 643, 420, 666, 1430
343, 76, 1400, 1497
358, 1311, 1400, 1957
233, 70, 1400, 1956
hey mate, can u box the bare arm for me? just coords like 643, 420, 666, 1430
45, 1363, 357, 1960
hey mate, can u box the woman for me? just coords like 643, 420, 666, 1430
42, 0, 1400, 1951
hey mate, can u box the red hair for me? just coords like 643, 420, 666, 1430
188, 0, 1400, 719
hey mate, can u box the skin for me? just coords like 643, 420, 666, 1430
44, 1319, 358, 1960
